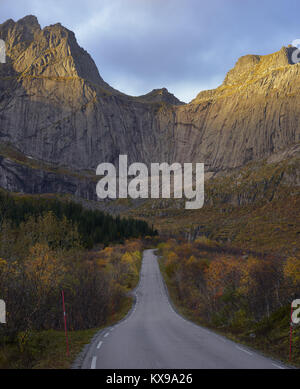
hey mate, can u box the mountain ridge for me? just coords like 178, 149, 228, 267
0, 15, 299, 199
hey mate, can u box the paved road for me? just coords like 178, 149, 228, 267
81, 249, 288, 369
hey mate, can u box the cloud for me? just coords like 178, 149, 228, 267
2, 0, 300, 102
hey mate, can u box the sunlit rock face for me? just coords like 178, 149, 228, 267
0, 15, 299, 199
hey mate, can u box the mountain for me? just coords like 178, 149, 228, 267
136, 88, 184, 105
184, 46, 300, 170
0, 15, 299, 200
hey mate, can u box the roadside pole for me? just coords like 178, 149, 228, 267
62, 290, 70, 357
289, 301, 293, 362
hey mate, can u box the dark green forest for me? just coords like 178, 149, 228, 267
0, 192, 157, 248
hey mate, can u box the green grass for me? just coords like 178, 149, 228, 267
0, 296, 133, 369
0, 328, 99, 369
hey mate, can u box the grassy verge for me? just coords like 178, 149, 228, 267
0, 295, 133, 369
0, 296, 133, 369
158, 255, 300, 368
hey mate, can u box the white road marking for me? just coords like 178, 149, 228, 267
104, 332, 109, 337
236, 346, 253, 356
97, 341, 103, 349
272, 363, 285, 369
91, 356, 97, 369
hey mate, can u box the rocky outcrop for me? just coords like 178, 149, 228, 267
173, 46, 300, 171
0, 155, 97, 199
136, 88, 184, 105
0, 16, 182, 170
0, 15, 299, 200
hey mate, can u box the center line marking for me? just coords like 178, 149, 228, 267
104, 332, 109, 337
236, 346, 253, 356
91, 356, 97, 369
97, 341, 103, 349
272, 363, 285, 369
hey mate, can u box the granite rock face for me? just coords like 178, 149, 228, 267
0, 15, 179, 171
0, 155, 97, 200
174, 46, 300, 171
0, 15, 299, 198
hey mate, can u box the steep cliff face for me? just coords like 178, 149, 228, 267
172, 46, 300, 171
0, 15, 299, 199
0, 15, 178, 170
0, 155, 97, 200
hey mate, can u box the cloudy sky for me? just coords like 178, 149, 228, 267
1, 0, 299, 102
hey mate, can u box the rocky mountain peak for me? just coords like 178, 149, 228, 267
0, 15, 41, 60
223, 46, 297, 86
193, 45, 300, 104
0, 15, 114, 88
137, 87, 184, 105
0, 15, 41, 34
0, 14, 299, 184
17, 15, 41, 29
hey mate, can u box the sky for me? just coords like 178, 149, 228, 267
1, 0, 300, 102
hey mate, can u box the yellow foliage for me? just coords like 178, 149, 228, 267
186, 255, 197, 266
195, 236, 219, 247
25, 244, 66, 293
121, 252, 134, 265
102, 247, 114, 258
166, 251, 178, 266
205, 257, 242, 296
284, 256, 300, 285
124, 240, 141, 253
0, 258, 8, 268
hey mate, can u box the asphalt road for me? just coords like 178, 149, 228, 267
81, 249, 288, 369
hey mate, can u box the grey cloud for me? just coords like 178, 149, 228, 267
1, 0, 300, 102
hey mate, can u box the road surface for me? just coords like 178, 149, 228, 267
81, 249, 288, 369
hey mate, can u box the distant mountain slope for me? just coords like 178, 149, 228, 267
0, 15, 179, 171
136, 88, 185, 105
174, 45, 300, 170
0, 15, 299, 199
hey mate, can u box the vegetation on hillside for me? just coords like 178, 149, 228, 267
0, 192, 157, 368
0, 191, 157, 248
127, 155, 300, 256
0, 228, 146, 368
158, 238, 300, 366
